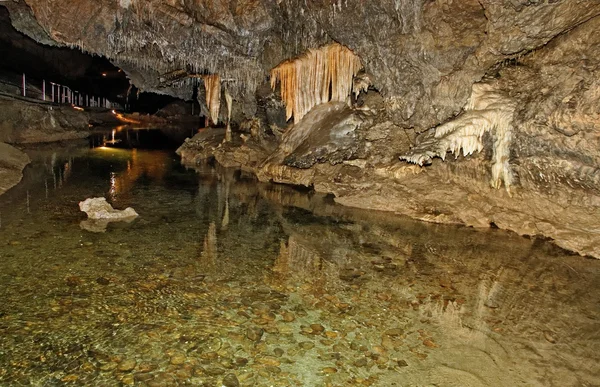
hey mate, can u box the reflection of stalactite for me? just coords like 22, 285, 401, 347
224, 89, 233, 142
216, 181, 223, 222
272, 240, 290, 276
200, 222, 217, 267
221, 184, 230, 230
270, 42, 363, 123
272, 236, 326, 287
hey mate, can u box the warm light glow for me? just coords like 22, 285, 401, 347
111, 110, 116, 114
72, 105, 84, 111
114, 112, 142, 124
102, 73, 107, 77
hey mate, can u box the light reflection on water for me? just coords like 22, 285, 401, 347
0, 140, 598, 386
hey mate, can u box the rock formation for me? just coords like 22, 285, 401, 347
0, 96, 90, 144
3, 0, 600, 257
78, 197, 139, 232
0, 142, 30, 196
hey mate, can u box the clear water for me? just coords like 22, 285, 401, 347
0, 130, 598, 387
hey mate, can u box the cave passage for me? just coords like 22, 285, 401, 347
0, 7, 182, 115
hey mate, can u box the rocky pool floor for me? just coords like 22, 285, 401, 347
0, 142, 598, 386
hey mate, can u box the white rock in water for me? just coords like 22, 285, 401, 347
79, 197, 138, 220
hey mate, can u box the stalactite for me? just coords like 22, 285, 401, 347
270, 43, 363, 124
203, 74, 221, 126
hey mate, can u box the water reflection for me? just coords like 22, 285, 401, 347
91, 125, 198, 150
0, 147, 598, 386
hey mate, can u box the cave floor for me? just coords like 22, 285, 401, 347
0, 141, 598, 387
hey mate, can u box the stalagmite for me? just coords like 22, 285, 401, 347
224, 89, 233, 142
399, 83, 516, 192
270, 42, 363, 123
203, 74, 221, 125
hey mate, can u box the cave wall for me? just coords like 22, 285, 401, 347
3, 0, 600, 257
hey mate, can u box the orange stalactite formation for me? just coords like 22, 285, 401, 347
270, 43, 363, 124
203, 74, 221, 125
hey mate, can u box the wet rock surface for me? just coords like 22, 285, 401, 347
0, 96, 90, 144
0, 147, 598, 386
0, 142, 30, 195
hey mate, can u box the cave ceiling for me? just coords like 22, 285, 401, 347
2, 0, 599, 128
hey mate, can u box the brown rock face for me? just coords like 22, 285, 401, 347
4, 1, 600, 257
0, 97, 90, 144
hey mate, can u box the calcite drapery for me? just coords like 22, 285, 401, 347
270, 43, 363, 124
203, 74, 221, 125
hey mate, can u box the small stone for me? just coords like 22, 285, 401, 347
170, 354, 186, 365
205, 366, 226, 376
299, 341, 315, 350
99, 362, 117, 371
256, 356, 280, 367
246, 327, 264, 342
354, 358, 368, 367
384, 328, 403, 337
137, 362, 156, 373
222, 373, 240, 387
118, 359, 137, 372
310, 324, 325, 333
264, 365, 281, 374
273, 348, 285, 357
543, 330, 557, 344
423, 339, 437, 348
375, 355, 389, 365
396, 359, 409, 367
261, 312, 277, 321
281, 311, 295, 322
96, 277, 110, 285
439, 278, 452, 288
121, 375, 135, 385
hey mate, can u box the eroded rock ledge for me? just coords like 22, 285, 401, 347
0, 96, 90, 144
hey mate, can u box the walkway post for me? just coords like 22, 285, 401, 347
22, 73, 26, 97
42, 80, 45, 101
